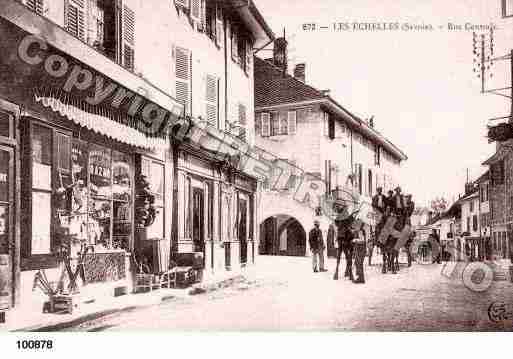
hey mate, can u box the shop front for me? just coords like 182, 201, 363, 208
174, 143, 257, 274
0, 12, 180, 314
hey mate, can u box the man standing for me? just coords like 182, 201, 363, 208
392, 186, 405, 217
431, 229, 441, 264
353, 222, 367, 284
371, 187, 387, 265
309, 220, 326, 272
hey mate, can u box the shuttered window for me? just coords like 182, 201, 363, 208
231, 22, 238, 62
279, 112, 287, 135
174, 0, 189, 9
238, 103, 247, 142
174, 46, 191, 115
205, 74, 218, 127
122, 5, 135, 71
215, 2, 223, 46
287, 111, 297, 135
261, 113, 270, 137
190, 0, 201, 22
66, 0, 85, 40
24, 0, 44, 15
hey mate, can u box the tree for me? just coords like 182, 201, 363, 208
430, 197, 448, 216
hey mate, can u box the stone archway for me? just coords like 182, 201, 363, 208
259, 214, 307, 257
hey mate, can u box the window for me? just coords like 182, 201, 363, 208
238, 103, 247, 142
375, 145, 381, 166
328, 115, 335, 140
368, 169, 373, 197
30, 124, 53, 255
112, 151, 132, 249
503, 0, 513, 17
466, 217, 471, 233
230, 21, 239, 63
287, 111, 297, 135
205, 74, 218, 126
357, 164, 363, 195
174, 0, 190, 10
470, 200, 474, 213
271, 112, 280, 136
261, 113, 270, 137
279, 112, 288, 135
142, 158, 165, 240
472, 215, 478, 232
491, 161, 504, 185
205, 0, 216, 40
23, 0, 44, 15
66, 0, 86, 41
121, 4, 136, 71
174, 46, 191, 115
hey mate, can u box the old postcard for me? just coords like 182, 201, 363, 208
0, 0, 512, 347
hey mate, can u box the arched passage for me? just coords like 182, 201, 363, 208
259, 214, 307, 256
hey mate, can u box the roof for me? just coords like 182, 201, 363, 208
254, 57, 408, 161
230, 0, 275, 48
475, 170, 489, 184
459, 191, 478, 202
254, 57, 325, 107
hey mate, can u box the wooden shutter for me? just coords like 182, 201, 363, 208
174, 0, 189, 9
215, 2, 223, 46
24, 0, 44, 15
287, 111, 297, 135
121, 4, 135, 71
66, 0, 85, 40
246, 38, 252, 73
174, 46, 191, 115
190, 0, 201, 22
205, 74, 218, 126
261, 113, 270, 137
238, 103, 247, 142
231, 23, 238, 62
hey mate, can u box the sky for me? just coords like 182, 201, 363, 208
253, 0, 513, 207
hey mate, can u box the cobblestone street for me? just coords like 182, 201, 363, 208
43, 256, 513, 332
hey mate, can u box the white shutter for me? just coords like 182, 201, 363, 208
246, 38, 252, 73
231, 23, 238, 62
66, 0, 85, 40
287, 111, 297, 135
121, 4, 135, 71
238, 103, 247, 142
174, 0, 189, 9
205, 74, 218, 126
174, 46, 191, 115
190, 0, 201, 22
215, 2, 223, 46
24, 0, 44, 15
261, 113, 270, 137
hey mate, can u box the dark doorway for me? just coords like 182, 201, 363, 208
238, 198, 248, 265
192, 188, 204, 255
0, 145, 13, 311
259, 216, 306, 256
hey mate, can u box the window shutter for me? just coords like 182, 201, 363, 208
287, 111, 297, 135
238, 103, 247, 142
174, 0, 189, 9
215, 3, 223, 46
198, 0, 206, 31
190, 0, 201, 23
24, 0, 44, 15
121, 4, 135, 71
246, 38, 252, 73
205, 74, 218, 126
174, 46, 191, 115
66, 0, 85, 40
231, 24, 238, 62
261, 113, 270, 137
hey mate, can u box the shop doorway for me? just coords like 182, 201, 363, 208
238, 197, 248, 265
192, 188, 205, 255
0, 145, 14, 311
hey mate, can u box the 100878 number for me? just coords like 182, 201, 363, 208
16, 340, 53, 350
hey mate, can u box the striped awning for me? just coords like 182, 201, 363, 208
34, 91, 168, 150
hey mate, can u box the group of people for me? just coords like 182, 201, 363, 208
307, 186, 417, 285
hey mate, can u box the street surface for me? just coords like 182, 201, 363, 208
47, 256, 513, 331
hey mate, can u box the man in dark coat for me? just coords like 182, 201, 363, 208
309, 220, 326, 272
353, 222, 367, 284
392, 186, 406, 217
334, 214, 355, 280
431, 229, 441, 264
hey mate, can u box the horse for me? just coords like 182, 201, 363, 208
377, 214, 409, 274
333, 213, 358, 281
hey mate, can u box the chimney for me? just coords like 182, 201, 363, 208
321, 89, 330, 96
294, 63, 306, 82
273, 37, 288, 73
369, 116, 374, 128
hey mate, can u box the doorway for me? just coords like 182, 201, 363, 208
238, 197, 248, 265
0, 144, 14, 311
192, 187, 205, 255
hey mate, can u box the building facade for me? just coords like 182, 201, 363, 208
0, 0, 273, 314
254, 52, 407, 257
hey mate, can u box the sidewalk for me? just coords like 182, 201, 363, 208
2, 267, 254, 332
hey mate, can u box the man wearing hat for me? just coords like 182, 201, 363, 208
392, 186, 406, 217
309, 220, 327, 272
352, 222, 367, 284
